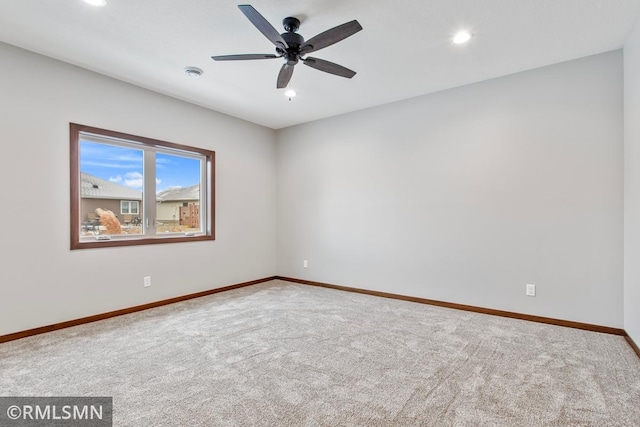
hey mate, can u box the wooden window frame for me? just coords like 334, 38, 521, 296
70, 123, 215, 250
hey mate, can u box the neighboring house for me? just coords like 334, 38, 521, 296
80, 172, 143, 223
156, 184, 200, 227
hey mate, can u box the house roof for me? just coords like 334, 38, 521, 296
81, 173, 142, 200
156, 184, 199, 202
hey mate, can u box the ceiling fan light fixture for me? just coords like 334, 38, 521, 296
453, 31, 472, 44
83, 0, 107, 7
184, 66, 204, 78
285, 89, 297, 102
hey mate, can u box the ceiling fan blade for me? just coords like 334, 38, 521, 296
299, 20, 362, 55
238, 4, 289, 50
212, 54, 278, 61
277, 64, 294, 89
303, 57, 356, 79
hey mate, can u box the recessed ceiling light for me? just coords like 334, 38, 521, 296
184, 67, 203, 78
453, 31, 472, 44
83, 0, 107, 7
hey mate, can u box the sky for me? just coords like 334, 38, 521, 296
80, 140, 201, 192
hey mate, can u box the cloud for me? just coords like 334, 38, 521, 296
124, 172, 143, 189
108, 172, 144, 190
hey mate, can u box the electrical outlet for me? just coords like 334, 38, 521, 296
303, 260, 308, 268
526, 283, 536, 297
144, 276, 151, 287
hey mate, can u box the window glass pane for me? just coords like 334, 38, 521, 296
156, 153, 202, 233
79, 141, 144, 237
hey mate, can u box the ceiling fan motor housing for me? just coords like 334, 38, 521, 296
281, 31, 304, 48
281, 18, 304, 65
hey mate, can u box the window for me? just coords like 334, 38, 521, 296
121, 201, 139, 215
70, 123, 215, 249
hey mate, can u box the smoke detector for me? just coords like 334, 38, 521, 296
184, 67, 204, 78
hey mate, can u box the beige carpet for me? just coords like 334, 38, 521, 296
1, 280, 639, 426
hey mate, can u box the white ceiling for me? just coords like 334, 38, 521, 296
1, 0, 639, 129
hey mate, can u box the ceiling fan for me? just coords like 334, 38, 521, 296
212, 4, 363, 89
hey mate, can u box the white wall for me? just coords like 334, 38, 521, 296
0, 40, 628, 336
0, 42, 277, 336
625, 23, 640, 344
277, 51, 624, 328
